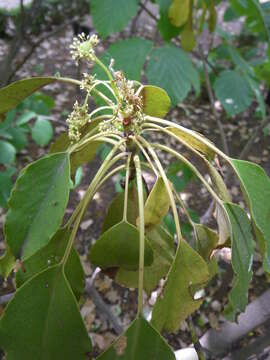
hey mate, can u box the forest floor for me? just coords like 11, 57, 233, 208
0, 11, 270, 360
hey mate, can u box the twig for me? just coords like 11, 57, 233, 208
188, 316, 206, 360
20, 0, 26, 37
142, 174, 150, 197
85, 278, 123, 335
192, 50, 217, 74
0, 292, 14, 305
198, 44, 229, 155
48, 117, 68, 127
130, 0, 145, 34
6, 21, 71, 84
139, 2, 159, 22
200, 199, 215, 225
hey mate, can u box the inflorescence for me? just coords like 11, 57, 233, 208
67, 33, 145, 142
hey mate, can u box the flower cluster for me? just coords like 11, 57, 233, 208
80, 73, 96, 93
67, 101, 89, 142
99, 70, 144, 135
70, 33, 99, 64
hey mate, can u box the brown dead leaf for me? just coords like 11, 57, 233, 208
113, 336, 127, 356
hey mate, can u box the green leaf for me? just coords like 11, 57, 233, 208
0, 140, 16, 164
0, 77, 57, 115
15, 227, 85, 300
230, 0, 270, 39
226, 45, 253, 76
7, 127, 27, 151
223, 203, 254, 320
116, 225, 174, 293
216, 203, 231, 246
139, 85, 171, 118
164, 213, 176, 236
0, 171, 13, 208
166, 161, 195, 192
0, 247, 15, 279
167, 127, 216, 159
50, 120, 99, 153
207, 161, 231, 201
146, 45, 200, 106
181, 20, 196, 52
89, 221, 153, 271
230, 159, 270, 272
246, 75, 266, 119
194, 224, 218, 261
208, 0, 217, 32
31, 117, 53, 146
214, 70, 253, 116
93, 38, 153, 81
16, 111, 37, 126
70, 141, 99, 175
92, 38, 152, 108
194, 224, 218, 278
226, 45, 266, 118
91, 0, 139, 38
4, 153, 70, 259
181, 0, 196, 51
102, 190, 138, 232
169, 0, 190, 27
144, 177, 170, 229
97, 316, 175, 359
151, 240, 209, 332
157, 0, 182, 41
0, 266, 91, 359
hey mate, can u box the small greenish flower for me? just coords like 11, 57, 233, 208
67, 101, 89, 142
70, 33, 99, 65
80, 73, 96, 92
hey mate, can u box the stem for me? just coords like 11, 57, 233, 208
144, 115, 229, 162
132, 137, 159, 177
142, 122, 207, 162
70, 132, 122, 153
90, 115, 113, 122
93, 56, 120, 101
92, 88, 115, 106
134, 154, 145, 316
188, 317, 206, 360
57, 77, 81, 86
198, 44, 229, 155
91, 80, 118, 102
97, 164, 126, 190
137, 136, 183, 244
173, 189, 195, 228
152, 142, 223, 206
139, 1, 159, 21
66, 141, 125, 230
123, 154, 131, 222
89, 106, 114, 119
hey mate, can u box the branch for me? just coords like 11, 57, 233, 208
130, 0, 145, 34
198, 44, 230, 155
6, 21, 71, 84
199, 199, 215, 225
84, 278, 123, 335
139, 2, 159, 22
0, 292, 13, 305
200, 289, 270, 357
